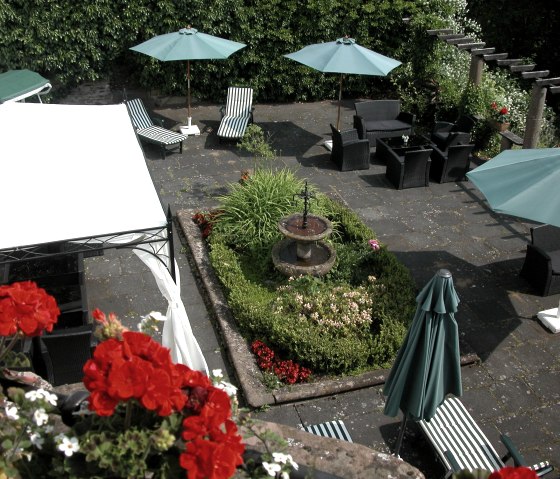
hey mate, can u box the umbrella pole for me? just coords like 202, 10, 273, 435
186, 61, 191, 125
394, 413, 408, 458
336, 74, 343, 130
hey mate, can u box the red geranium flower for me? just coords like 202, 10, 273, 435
0, 281, 59, 337
489, 467, 538, 479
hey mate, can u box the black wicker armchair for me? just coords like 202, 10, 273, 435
431, 114, 477, 150
329, 124, 370, 171
429, 143, 475, 183
520, 224, 560, 296
377, 139, 432, 190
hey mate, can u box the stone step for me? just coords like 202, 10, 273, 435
497, 58, 523, 66
456, 42, 486, 50
471, 47, 495, 56
522, 70, 550, 79
510, 64, 536, 72
535, 77, 560, 86
427, 28, 454, 35
549, 85, 560, 94
446, 36, 474, 44
484, 53, 508, 61
437, 33, 463, 40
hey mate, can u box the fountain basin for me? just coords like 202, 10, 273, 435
273, 213, 336, 277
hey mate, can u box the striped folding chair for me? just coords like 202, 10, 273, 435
217, 86, 254, 141
418, 396, 553, 478
301, 419, 353, 443
125, 98, 187, 159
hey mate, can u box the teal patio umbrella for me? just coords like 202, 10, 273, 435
130, 27, 246, 132
284, 37, 401, 130
467, 148, 560, 228
383, 269, 462, 456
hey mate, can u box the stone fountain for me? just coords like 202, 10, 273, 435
271, 181, 336, 277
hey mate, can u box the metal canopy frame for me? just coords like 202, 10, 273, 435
0, 208, 176, 282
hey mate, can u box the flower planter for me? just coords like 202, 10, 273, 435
492, 121, 510, 132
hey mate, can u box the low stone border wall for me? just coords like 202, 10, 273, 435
177, 209, 479, 408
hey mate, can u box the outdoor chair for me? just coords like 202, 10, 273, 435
125, 98, 187, 160
329, 124, 370, 171
353, 100, 415, 143
431, 114, 477, 151
520, 224, 560, 296
429, 143, 475, 183
377, 138, 432, 190
418, 396, 554, 478
301, 420, 353, 443
33, 324, 96, 386
217, 86, 254, 141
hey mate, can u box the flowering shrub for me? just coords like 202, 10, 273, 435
0, 308, 245, 479
273, 275, 376, 335
251, 340, 311, 385
368, 239, 381, 251
489, 101, 511, 123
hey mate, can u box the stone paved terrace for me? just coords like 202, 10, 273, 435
60, 81, 559, 477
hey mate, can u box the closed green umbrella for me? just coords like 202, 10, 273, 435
383, 269, 462, 456
284, 37, 401, 130
130, 27, 246, 133
466, 148, 560, 228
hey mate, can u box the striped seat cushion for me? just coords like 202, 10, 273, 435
418, 396, 504, 472
217, 86, 253, 139
126, 98, 155, 129
137, 126, 187, 145
301, 420, 353, 443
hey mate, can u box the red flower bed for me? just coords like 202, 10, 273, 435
251, 340, 311, 384
489, 467, 538, 479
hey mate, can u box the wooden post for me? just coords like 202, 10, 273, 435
523, 82, 547, 149
468, 55, 484, 85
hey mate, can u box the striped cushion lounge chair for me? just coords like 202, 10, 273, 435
125, 98, 187, 159
217, 86, 254, 141
418, 396, 553, 478
301, 420, 353, 443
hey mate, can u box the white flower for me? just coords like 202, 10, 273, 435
216, 380, 238, 397
212, 369, 224, 379
281, 473, 289, 479
57, 435, 80, 457
5, 405, 20, 420
29, 432, 44, 449
33, 408, 49, 427
25, 389, 57, 406
262, 461, 282, 476
272, 452, 298, 470
147, 311, 166, 322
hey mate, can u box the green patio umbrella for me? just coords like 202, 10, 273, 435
383, 269, 462, 456
284, 37, 401, 130
130, 27, 246, 133
466, 148, 560, 228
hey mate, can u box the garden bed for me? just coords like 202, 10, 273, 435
177, 209, 397, 407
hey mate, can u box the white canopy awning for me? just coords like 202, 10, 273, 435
0, 102, 166, 248
0, 102, 208, 374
